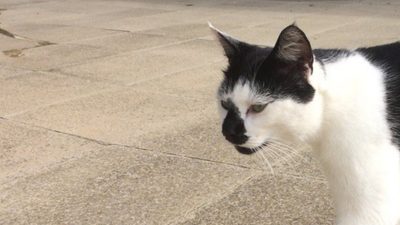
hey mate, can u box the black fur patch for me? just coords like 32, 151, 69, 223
219, 44, 271, 94
222, 101, 248, 145
357, 42, 400, 146
219, 25, 316, 103
314, 48, 353, 64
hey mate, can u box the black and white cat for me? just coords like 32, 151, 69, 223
210, 23, 400, 225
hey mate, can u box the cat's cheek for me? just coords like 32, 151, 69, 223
243, 116, 274, 147
261, 101, 304, 142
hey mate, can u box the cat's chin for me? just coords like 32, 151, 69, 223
234, 146, 255, 155
234, 146, 256, 154
235, 141, 269, 155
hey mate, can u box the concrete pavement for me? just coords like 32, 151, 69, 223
0, 0, 399, 224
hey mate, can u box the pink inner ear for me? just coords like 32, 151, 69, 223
304, 63, 312, 77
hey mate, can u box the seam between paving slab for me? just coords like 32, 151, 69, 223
2, 85, 122, 118
1, 115, 322, 188
0, 117, 261, 193
1, 77, 198, 118
167, 172, 264, 225
41, 16, 364, 76
0, 117, 259, 171
0, 32, 205, 74
50, 58, 224, 87
126, 59, 225, 86
168, 169, 329, 225
45, 37, 201, 72
1, 58, 224, 118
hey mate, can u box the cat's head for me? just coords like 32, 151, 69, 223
210, 23, 323, 154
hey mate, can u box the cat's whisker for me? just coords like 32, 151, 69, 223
267, 142, 301, 159
259, 150, 275, 176
267, 145, 294, 160
264, 145, 297, 170
252, 147, 267, 171
255, 146, 275, 176
263, 148, 282, 163
267, 140, 305, 159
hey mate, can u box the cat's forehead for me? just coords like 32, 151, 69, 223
219, 79, 271, 104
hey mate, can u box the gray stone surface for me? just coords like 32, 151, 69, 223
0, 145, 257, 225
0, 43, 114, 71
0, 71, 118, 116
0, 120, 101, 189
0, 35, 37, 51
3, 23, 120, 43
0, 0, 397, 224
177, 174, 334, 225
59, 39, 223, 84
73, 32, 182, 54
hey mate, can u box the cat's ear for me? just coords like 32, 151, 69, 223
271, 24, 313, 73
208, 22, 242, 58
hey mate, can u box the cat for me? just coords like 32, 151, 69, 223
209, 22, 400, 225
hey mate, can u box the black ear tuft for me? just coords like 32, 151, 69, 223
208, 22, 241, 58
272, 25, 313, 70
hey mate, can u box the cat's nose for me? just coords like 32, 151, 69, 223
222, 110, 248, 145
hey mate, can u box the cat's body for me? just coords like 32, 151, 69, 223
312, 44, 400, 225
210, 23, 400, 225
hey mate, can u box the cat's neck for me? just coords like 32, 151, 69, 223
308, 53, 400, 225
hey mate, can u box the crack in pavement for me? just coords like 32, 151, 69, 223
3, 40, 55, 57
0, 9, 56, 57
0, 27, 16, 38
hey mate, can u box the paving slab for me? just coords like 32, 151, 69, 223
0, 65, 30, 79
0, 71, 117, 117
9, 88, 262, 168
206, 9, 304, 31
93, 7, 233, 32
0, 35, 37, 51
140, 23, 240, 40
61, 7, 173, 27
0, 146, 257, 225
0, 0, 49, 8
87, 0, 187, 11
73, 32, 182, 55
0, 119, 101, 190
177, 174, 334, 225
59, 39, 223, 84
334, 1, 400, 18
137, 115, 262, 169
310, 18, 400, 48
212, 14, 363, 46
0, 4, 171, 27
0, 5, 84, 26
213, 0, 346, 12
270, 149, 326, 182
0, 43, 114, 71
130, 62, 224, 100
1, 23, 120, 44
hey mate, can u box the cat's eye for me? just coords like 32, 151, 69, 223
249, 104, 267, 113
221, 100, 229, 110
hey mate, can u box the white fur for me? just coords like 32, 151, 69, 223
219, 53, 400, 224
313, 54, 400, 225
